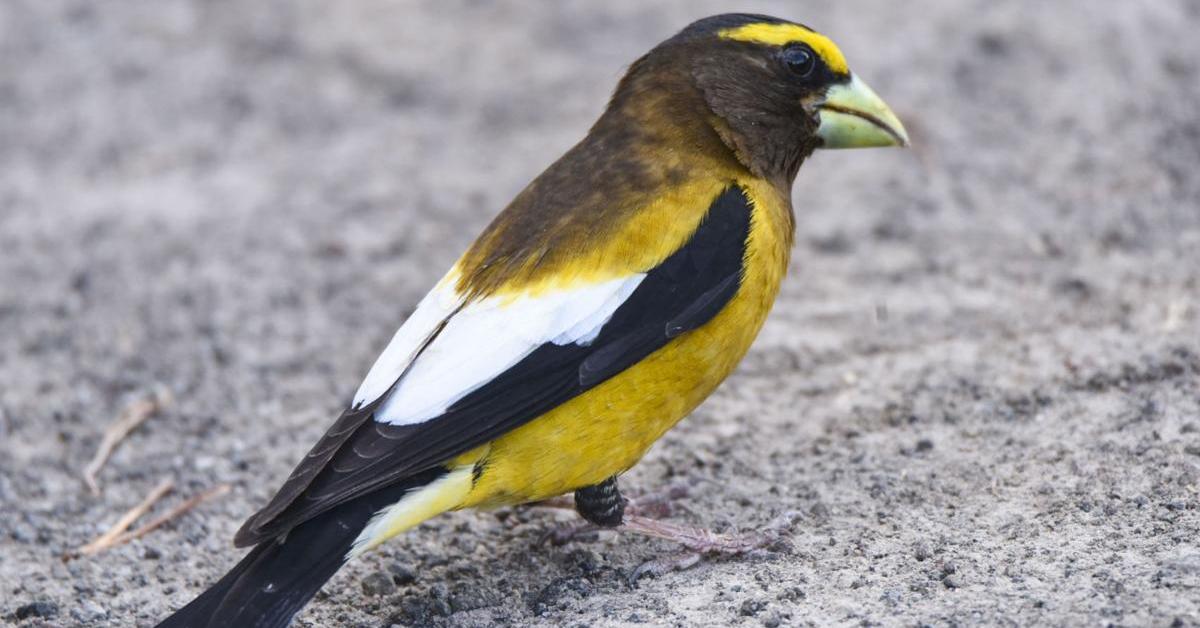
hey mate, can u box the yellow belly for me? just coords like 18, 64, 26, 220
458, 178, 792, 508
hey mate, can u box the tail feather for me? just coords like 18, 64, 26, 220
156, 470, 446, 628
154, 542, 275, 628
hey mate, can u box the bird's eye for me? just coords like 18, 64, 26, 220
781, 45, 817, 78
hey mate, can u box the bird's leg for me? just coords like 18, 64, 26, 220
538, 475, 624, 545
574, 475, 627, 526
543, 476, 799, 581
539, 476, 691, 544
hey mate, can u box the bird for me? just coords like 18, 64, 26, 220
157, 13, 908, 628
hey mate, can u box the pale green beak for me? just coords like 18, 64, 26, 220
816, 74, 909, 149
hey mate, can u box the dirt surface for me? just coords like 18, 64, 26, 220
3, 1, 1199, 626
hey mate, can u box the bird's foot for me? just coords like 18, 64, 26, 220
535, 481, 694, 546
624, 510, 803, 584
534, 480, 799, 582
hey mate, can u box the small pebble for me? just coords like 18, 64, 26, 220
567, 548, 604, 576
389, 562, 416, 585
71, 600, 108, 623
11, 523, 37, 543
776, 586, 805, 602
449, 585, 498, 613
15, 600, 58, 620
739, 597, 767, 616
361, 571, 395, 597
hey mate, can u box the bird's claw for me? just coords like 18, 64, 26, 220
628, 551, 703, 585
623, 510, 803, 584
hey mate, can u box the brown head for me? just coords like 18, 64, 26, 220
602, 13, 908, 185
456, 15, 908, 297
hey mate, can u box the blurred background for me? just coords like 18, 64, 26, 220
1, 1, 1197, 626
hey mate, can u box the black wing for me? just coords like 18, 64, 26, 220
235, 185, 753, 546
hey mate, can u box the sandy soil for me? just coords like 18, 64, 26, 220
2, 1, 1199, 626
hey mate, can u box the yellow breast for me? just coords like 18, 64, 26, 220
458, 177, 793, 507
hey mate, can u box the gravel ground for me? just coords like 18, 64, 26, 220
2, 1, 1199, 626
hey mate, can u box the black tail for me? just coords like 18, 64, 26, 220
156, 472, 443, 628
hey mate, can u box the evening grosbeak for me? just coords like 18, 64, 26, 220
159, 13, 908, 628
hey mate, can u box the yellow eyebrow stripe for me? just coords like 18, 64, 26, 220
718, 23, 849, 75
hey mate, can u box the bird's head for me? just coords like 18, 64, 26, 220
614, 14, 908, 182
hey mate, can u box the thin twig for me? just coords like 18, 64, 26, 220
110, 483, 231, 547
83, 388, 172, 495
72, 478, 175, 558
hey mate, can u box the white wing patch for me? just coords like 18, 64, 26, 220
352, 271, 464, 408
551, 275, 642, 346
353, 272, 646, 426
